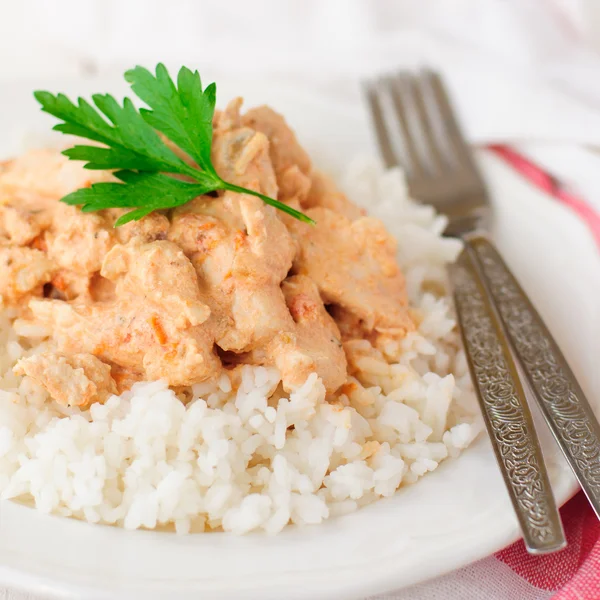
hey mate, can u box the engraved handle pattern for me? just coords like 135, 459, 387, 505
471, 236, 600, 517
451, 246, 566, 553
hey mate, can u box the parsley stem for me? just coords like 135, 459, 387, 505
222, 183, 315, 225
179, 163, 211, 181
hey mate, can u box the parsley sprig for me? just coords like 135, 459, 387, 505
34, 64, 313, 226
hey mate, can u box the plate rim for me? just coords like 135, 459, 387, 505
0, 75, 598, 600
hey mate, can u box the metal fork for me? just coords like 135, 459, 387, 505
363, 70, 596, 554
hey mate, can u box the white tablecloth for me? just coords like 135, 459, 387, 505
1, 1, 600, 598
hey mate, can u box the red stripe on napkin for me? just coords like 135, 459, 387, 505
487, 144, 600, 250
495, 494, 600, 597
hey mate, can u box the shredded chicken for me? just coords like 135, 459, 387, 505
0, 192, 51, 245
241, 106, 311, 179
1, 98, 414, 405
288, 207, 414, 340
304, 171, 366, 221
0, 246, 53, 305
269, 275, 347, 392
27, 240, 219, 387
14, 352, 117, 407
45, 204, 116, 276
241, 104, 312, 207
113, 211, 170, 244
212, 115, 278, 199
0, 148, 114, 198
0, 151, 117, 302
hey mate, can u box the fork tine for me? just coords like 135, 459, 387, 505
364, 83, 397, 169
421, 70, 478, 173
398, 72, 447, 175
388, 75, 426, 177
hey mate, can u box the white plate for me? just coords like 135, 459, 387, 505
0, 76, 599, 600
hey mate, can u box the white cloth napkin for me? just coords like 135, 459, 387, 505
1, 1, 600, 599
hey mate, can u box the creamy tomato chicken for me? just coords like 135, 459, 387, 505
0, 82, 478, 536
0, 101, 414, 407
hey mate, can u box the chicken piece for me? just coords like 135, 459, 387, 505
0, 149, 118, 300
241, 106, 311, 178
212, 127, 278, 199
27, 299, 219, 387
0, 148, 114, 199
215, 101, 315, 209
288, 207, 414, 339
0, 204, 42, 245
168, 202, 225, 259
27, 240, 220, 386
222, 278, 293, 352
0, 246, 53, 305
267, 275, 347, 393
278, 164, 312, 206
14, 352, 117, 407
101, 240, 211, 328
303, 171, 366, 221
45, 203, 115, 275
111, 211, 170, 244
31, 203, 117, 303
0, 193, 52, 246
170, 192, 296, 353
214, 97, 243, 133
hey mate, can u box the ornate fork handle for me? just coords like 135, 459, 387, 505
469, 235, 600, 517
451, 244, 566, 553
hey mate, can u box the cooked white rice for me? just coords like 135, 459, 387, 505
0, 158, 482, 534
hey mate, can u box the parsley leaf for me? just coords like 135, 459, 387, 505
33, 92, 194, 174
34, 64, 314, 226
62, 171, 217, 226
125, 64, 218, 177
